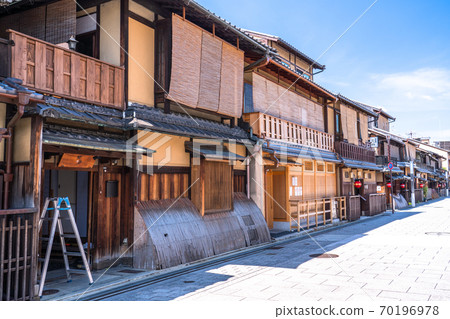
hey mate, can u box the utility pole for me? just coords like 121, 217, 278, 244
387, 136, 395, 214
410, 160, 415, 207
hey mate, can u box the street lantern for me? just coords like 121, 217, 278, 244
67, 35, 78, 51
354, 180, 362, 189
386, 182, 392, 188
400, 183, 406, 189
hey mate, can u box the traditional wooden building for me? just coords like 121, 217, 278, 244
334, 96, 385, 220
414, 141, 448, 199
241, 31, 346, 232
0, 0, 275, 300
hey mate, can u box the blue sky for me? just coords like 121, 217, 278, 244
197, 0, 450, 141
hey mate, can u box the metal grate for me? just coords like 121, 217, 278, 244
242, 215, 255, 226
248, 228, 259, 244
309, 253, 339, 258
266, 246, 284, 250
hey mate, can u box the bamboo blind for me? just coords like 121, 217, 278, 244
45, 0, 76, 44
218, 40, 244, 117
252, 73, 325, 131
169, 14, 202, 107
342, 104, 358, 144
360, 113, 369, 143
0, 0, 75, 43
168, 14, 244, 118
197, 32, 222, 112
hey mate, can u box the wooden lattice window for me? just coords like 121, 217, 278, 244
327, 164, 334, 173
191, 159, 233, 215
316, 163, 325, 172
304, 161, 314, 171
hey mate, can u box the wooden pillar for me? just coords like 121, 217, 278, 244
120, 0, 129, 105
29, 116, 43, 300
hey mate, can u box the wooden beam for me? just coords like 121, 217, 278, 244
129, 11, 155, 29
43, 144, 127, 159
132, 0, 172, 18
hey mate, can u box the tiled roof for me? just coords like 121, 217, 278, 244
0, 78, 43, 100
337, 94, 378, 117
242, 29, 325, 70
125, 104, 250, 141
43, 124, 153, 154
342, 158, 382, 171
25, 96, 124, 129
360, 103, 395, 120
263, 139, 341, 163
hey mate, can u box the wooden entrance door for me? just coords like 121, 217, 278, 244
265, 169, 288, 229
265, 171, 274, 229
92, 166, 132, 269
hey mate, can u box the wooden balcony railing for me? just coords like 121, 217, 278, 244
6, 30, 125, 109
335, 140, 375, 163
288, 196, 346, 231
272, 56, 312, 80
243, 112, 334, 152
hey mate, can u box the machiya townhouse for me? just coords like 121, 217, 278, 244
0, 0, 448, 301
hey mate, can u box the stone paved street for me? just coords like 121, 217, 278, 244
106, 198, 450, 301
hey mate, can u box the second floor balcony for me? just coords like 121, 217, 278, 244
243, 112, 334, 152
376, 155, 398, 166
0, 30, 125, 109
336, 140, 376, 163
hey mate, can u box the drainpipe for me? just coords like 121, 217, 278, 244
3, 91, 30, 209
244, 49, 270, 72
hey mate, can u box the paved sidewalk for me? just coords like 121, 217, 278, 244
105, 198, 450, 301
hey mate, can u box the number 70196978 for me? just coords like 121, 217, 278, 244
379, 306, 439, 316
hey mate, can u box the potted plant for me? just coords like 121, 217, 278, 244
423, 185, 428, 202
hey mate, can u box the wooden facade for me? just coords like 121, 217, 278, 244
264, 161, 339, 229
8, 30, 125, 109
1, 0, 436, 302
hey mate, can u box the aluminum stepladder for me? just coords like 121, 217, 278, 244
38, 197, 93, 297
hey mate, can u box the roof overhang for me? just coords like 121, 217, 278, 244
185, 141, 245, 161
43, 126, 154, 155
263, 139, 340, 164
266, 58, 336, 100
342, 159, 382, 171
337, 94, 378, 117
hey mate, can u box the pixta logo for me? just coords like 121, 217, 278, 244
126, 130, 173, 175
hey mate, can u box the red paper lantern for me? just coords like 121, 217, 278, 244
354, 180, 362, 189
400, 183, 406, 189
438, 184, 441, 188
386, 182, 392, 188
419, 183, 424, 188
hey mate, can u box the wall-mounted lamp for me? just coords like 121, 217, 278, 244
67, 35, 78, 51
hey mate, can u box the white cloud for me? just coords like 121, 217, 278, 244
369, 68, 450, 111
